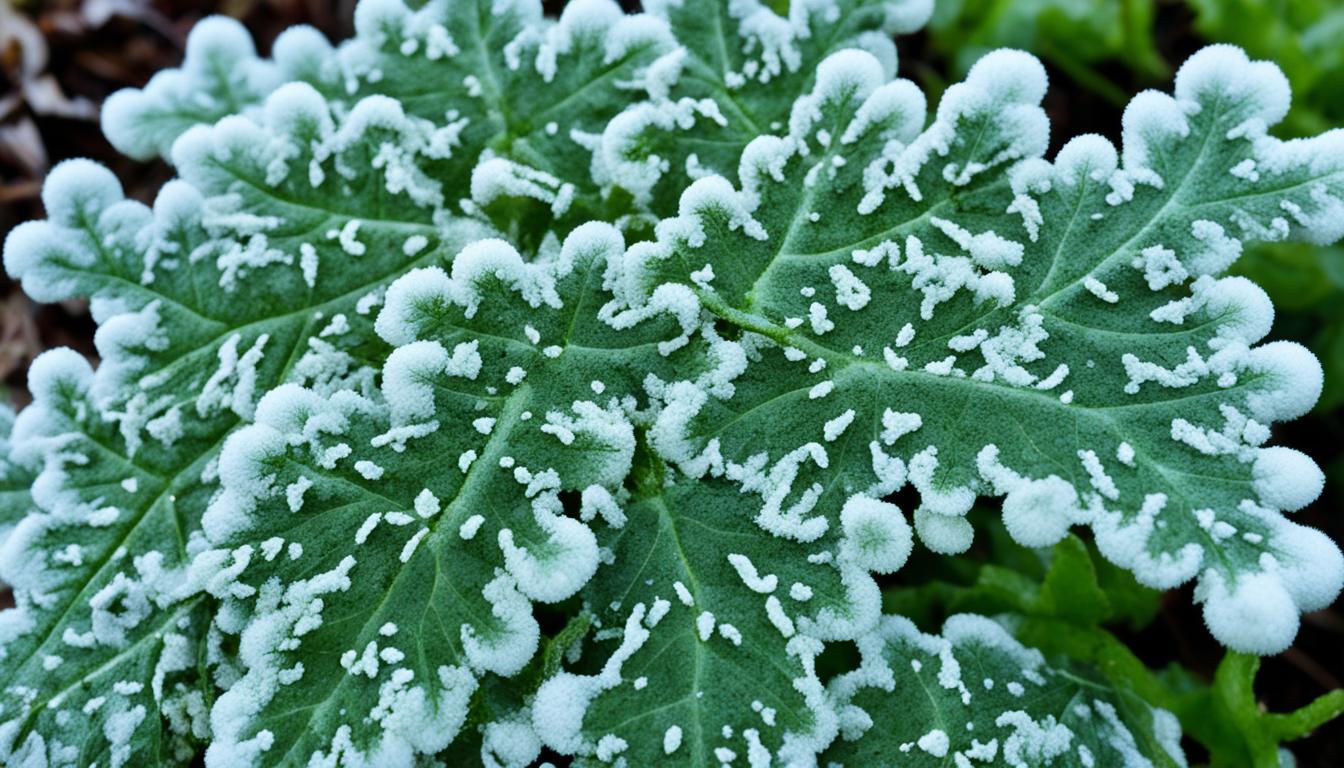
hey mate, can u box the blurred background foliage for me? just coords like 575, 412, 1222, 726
0, 0, 1341, 765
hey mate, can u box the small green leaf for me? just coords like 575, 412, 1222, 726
824, 613, 1186, 767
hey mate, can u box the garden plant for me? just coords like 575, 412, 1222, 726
1, 0, 1342, 765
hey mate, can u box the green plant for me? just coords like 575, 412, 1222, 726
2, 0, 1342, 765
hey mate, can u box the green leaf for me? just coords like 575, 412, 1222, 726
190, 225, 689, 764
593, 0, 934, 215
104, 0, 679, 246
0, 81, 489, 764
883, 528, 1336, 766
1232, 242, 1344, 411
535, 474, 868, 765
100, 16, 297, 161
823, 613, 1186, 766
609, 43, 1344, 655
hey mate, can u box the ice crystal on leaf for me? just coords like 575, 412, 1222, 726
2, 0, 1342, 765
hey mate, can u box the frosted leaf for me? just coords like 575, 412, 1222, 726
539, 475, 877, 765
610, 45, 1344, 654
101, 16, 308, 161
824, 614, 1186, 767
193, 224, 683, 764
101, 0, 679, 245
323, 0, 674, 237
0, 92, 489, 765
0, 344, 225, 765
594, 0, 933, 212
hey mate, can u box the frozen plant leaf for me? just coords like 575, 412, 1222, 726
1189, 0, 1344, 136
883, 529, 1344, 766
323, 0, 679, 242
194, 224, 686, 765
823, 614, 1186, 767
105, 0, 679, 246
0, 89, 491, 762
100, 16, 298, 161
0, 346, 216, 765
594, 0, 935, 214
536, 473, 893, 765
608, 44, 1344, 654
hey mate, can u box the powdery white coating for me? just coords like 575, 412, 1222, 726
791, 49, 887, 143
374, 266, 455, 347
458, 515, 486, 541
823, 409, 857, 441
645, 599, 671, 628
917, 729, 949, 757
6, 7, 1344, 765
1083, 276, 1119, 303
354, 460, 384, 480
529, 677, 594, 758
839, 495, 913, 574
205, 556, 362, 766
399, 527, 429, 562
913, 510, 975, 555
841, 79, 927, 147
26, 347, 94, 407
1093, 494, 1205, 591
1198, 571, 1300, 655
3, 160, 123, 304
907, 447, 976, 518
1175, 45, 1290, 140
673, 581, 694, 606
102, 15, 282, 161
481, 717, 542, 768
719, 622, 745, 645
1077, 450, 1119, 501
663, 725, 683, 754
1117, 442, 1136, 467
497, 513, 600, 604
697, 610, 716, 641
1001, 474, 1078, 548
471, 157, 577, 217
880, 409, 922, 445
727, 553, 778, 594
1252, 446, 1323, 512
829, 264, 872, 310
858, 48, 1048, 212
531, 604, 650, 756
996, 710, 1074, 766
460, 573, 541, 677
1241, 342, 1322, 425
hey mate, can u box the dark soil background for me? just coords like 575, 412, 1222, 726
0, 0, 1339, 764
